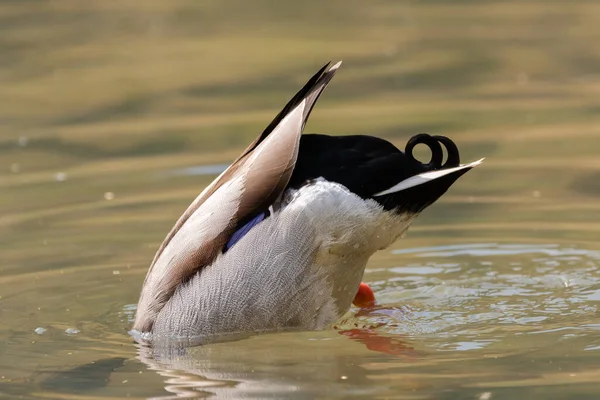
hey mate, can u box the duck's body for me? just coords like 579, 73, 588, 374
151, 178, 411, 338
133, 61, 482, 341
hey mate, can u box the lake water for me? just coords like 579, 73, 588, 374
2, 1, 600, 399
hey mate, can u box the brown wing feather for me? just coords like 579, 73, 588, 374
146, 61, 341, 274
134, 62, 342, 333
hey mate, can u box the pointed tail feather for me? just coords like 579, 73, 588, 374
238, 61, 342, 160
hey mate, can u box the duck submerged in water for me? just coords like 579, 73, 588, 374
132, 61, 483, 341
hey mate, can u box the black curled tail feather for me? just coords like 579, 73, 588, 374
405, 133, 461, 170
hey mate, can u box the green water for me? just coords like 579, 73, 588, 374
1, 1, 600, 398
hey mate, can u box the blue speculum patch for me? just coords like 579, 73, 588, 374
225, 212, 267, 251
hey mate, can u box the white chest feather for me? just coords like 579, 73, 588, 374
285, 179, 413, 262
151, 180, 414, 340
281, 180, 414, 312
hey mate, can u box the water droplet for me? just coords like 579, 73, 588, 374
65, 328, 79, 335
104, 192, 115, 200
34, 327, 46, 335
54, 172, 67, 182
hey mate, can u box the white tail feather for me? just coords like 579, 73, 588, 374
374, 158, 485, 196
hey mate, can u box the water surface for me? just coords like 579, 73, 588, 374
2, 1, 600, 399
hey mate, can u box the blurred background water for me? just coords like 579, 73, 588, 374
1, 1, 600, 399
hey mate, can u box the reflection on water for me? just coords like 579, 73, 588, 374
2, 0, 600, 398
37, 358, 127, 394
135, 333, 420, 399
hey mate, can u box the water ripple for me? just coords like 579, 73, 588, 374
346, 243, 600, 354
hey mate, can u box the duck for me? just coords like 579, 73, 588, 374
132, 61, 483, 342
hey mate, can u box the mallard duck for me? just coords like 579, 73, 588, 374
132, 61, 482, 341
